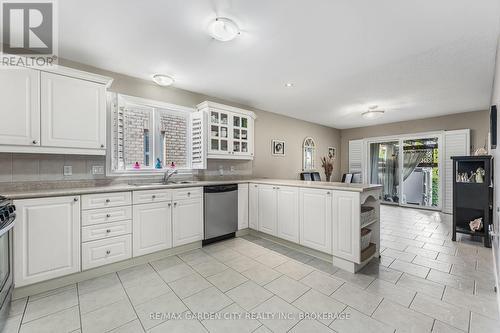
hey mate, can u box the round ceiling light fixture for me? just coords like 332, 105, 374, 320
152, 74, 175, 86
207, 17, 240, 42
362, 105, 385, 119
285, 82, 294, 87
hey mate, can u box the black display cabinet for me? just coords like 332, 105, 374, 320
451, 155, 493, 248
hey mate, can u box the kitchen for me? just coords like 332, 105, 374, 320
0, 1, 499, 333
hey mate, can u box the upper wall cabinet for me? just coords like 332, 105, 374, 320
0, 66, 112, 155
197, 101, 256, 160
41, 72, 106, 150
0, 68, 40, 146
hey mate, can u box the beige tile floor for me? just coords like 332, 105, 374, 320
4, 205, 500, 333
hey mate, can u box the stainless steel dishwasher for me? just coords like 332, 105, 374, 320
203, 184, 238, 245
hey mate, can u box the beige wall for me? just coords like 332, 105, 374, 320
339, 110, 490, 174
59, 59, 341, 181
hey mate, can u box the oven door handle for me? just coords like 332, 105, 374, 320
0, 216, 15, 237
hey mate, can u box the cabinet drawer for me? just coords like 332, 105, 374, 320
133, 189, 172, 204
82, 192, 131, 210
82, 235, 132, 270
82, 220, 132, 242
173, 187, 203, 201
82, 206, 132, 226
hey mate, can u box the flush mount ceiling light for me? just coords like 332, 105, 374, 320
207, 17, 240, 42
362, 105, 385, 119
152, 74, 174, 86
285, 82, 294, 87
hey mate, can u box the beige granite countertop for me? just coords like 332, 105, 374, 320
4, 179, 381, 200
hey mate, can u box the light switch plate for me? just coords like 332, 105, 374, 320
63, 165, 72, 176
92, 165, 105, 175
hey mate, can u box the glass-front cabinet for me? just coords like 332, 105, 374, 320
198, 101, 255, 160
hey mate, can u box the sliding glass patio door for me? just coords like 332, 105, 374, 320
368, 134, 442, 210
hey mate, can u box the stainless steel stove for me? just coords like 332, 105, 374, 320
0, 196, 15, 331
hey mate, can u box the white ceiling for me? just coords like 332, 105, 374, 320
59, 0, 500, 129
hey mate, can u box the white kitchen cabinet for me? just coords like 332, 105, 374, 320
133, 201, 172, 257
249, 183, 259, 229
0, 66, 111, 155
82, 235, 132, 270
238, 184, 249, 230
172, 197, 203, 247
299, 188, 332, 254
197, 101, 256, 160
277, 186, 300, 243
0, 68, 40, 147
41, 72, 106, 150
14, 196, 81, 287
258, 184, 278, 236
332, 190, 361, 262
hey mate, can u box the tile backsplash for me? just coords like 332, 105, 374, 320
0, 153, 106, 183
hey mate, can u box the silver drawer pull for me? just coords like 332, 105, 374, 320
152, 195, 156, 199
106, 214, 111, 218
168, 203, 171, 207
174, 202, 177, 207
105, 199, 111, 203
187, 192, 191, 196
74, 197, 79, 202
106, 229, 111, 233
106, 250, 111, 255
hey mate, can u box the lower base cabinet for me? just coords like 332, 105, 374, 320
14, 196, 81, 287
82, 235, 132, 270
133, 201, 173, 257
258, 184, 277, 235
277, 186, 299, 243
172, 198, 203, 247
299, 188, 333, 254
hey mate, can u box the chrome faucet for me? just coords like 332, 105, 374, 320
163, 169, 178, 184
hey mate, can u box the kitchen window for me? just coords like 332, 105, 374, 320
110, 94, 195, 173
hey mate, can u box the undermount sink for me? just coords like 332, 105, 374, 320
129, 180, 197, 187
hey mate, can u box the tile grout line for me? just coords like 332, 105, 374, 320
115, 270, 146, 332
76, 284, 83, 332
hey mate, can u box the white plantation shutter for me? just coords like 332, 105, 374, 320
349, 140, 364, 181
443, 129, 470, 213
189, 111, 206, 169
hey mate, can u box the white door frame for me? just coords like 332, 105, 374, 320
364, 130, 444, 211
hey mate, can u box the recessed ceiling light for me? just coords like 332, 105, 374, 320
285, 82, 294, 87
152, 74, 174, 86
207, 17, 240, 42
362, 105, 385, 119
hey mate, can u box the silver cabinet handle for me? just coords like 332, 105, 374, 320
106, 229, 111, 233
32, 140, 38, 144
74, 197, 79, 202
174, 202, 177, 207
168, 203, 171, 207
327, 191, 331, 195
106, 214, 111, 218
276, 187, 280, 190
187, 192, 191, 196
105, 199, 110, 203
106, 250, 111, 255
152, 195, 156, 199
100, 144, 105, 148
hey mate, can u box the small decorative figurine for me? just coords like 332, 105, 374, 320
155, 158, 162, 169
169, 161, 176, 169
475, 167, 485, 183
133, 162, 140, 169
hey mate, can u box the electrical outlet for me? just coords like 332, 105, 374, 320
92, 165, 105, 175
63, 165, 72, 176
